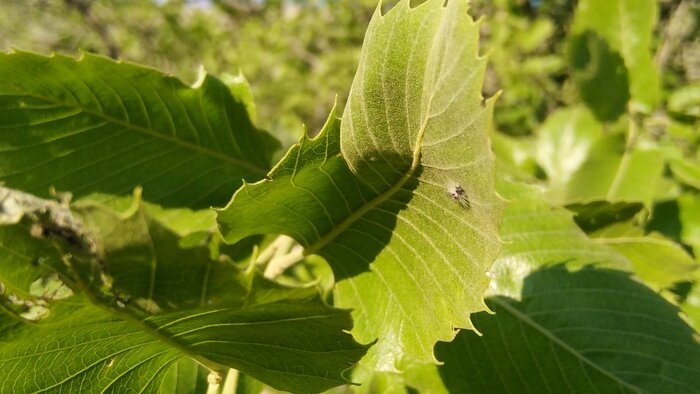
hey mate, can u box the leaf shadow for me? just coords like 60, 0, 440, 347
435, 264, 700, 392
568, 30, 630, 122
322, 164, 421, 281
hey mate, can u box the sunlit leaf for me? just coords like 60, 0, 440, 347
679, 193, 700, 258
592, 223, 698, 289
567, 31, 630, 121
490, 179, 630, 298
557, 133, 664, 207
669, 158, 700, 191
535, 106, 603, 201
219, 0, 503, 370
682, 274, 700, 334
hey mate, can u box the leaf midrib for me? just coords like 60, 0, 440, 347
2, 86, 269, 177
304, 110, 429, 256
304, 7, 442, 256
492, 297, 642, 393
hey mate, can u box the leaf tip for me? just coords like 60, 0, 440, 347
373, 0, 383, 17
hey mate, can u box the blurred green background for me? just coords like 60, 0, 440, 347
1, 0, 697, 148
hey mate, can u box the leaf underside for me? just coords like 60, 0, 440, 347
218, 0, 504, 370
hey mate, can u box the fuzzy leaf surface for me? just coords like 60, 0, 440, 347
219, 0, 503, 370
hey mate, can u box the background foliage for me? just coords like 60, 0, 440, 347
1, 0, 700, 393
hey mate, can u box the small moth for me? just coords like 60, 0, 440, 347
447, 181, 470, 209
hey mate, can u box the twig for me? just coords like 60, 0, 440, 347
264, 245, 305, 279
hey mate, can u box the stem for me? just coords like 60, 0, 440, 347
255, 234, 295, 265
221, 369, 238, 394
264, 245, 305, 278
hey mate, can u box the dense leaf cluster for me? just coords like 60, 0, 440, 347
1, 0, 699, 393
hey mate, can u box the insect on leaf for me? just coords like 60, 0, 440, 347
219, 0, 504, 370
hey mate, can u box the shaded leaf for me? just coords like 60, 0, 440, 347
232, 371, 265, 394
0, 190, 368, 393
157, 358, 210, 394
0, 51, 277, 209
436, 266, 700, 393
570, 201, 643, 233
0, 292, 366, 394
644, 199, 684, 246
219, 0, 503, 370
567, 31, 630, 121
572, 0, 660, 112
490, 179, 630, 298
0, 226, 63, 299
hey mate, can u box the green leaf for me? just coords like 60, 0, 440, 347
350, 352, 450, 394
682, 275, 700, 334
219, 0, 503, 370
157, 358, 210, 394
491, 131, 538, 181
567, 31, 630, 121
0, 186, 81, 302
535, 106, 603, 200
0, 189, 368, 393
556, 133, 665, 207
0, 292, 366, 394
0, 51, 277, 209
679, 193, 700, 258
79, 192, 219, 237
572, 0, 660, 112
231, 371, 265, 394
435, 266, 700, 393
592, 223, 699, 289
0, 226, 62, 299
569, 201, 643, 233
669, 158, 700, 191
351, 366, 412, 394
491, 179, 630, 298
668, 81, 700, 119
